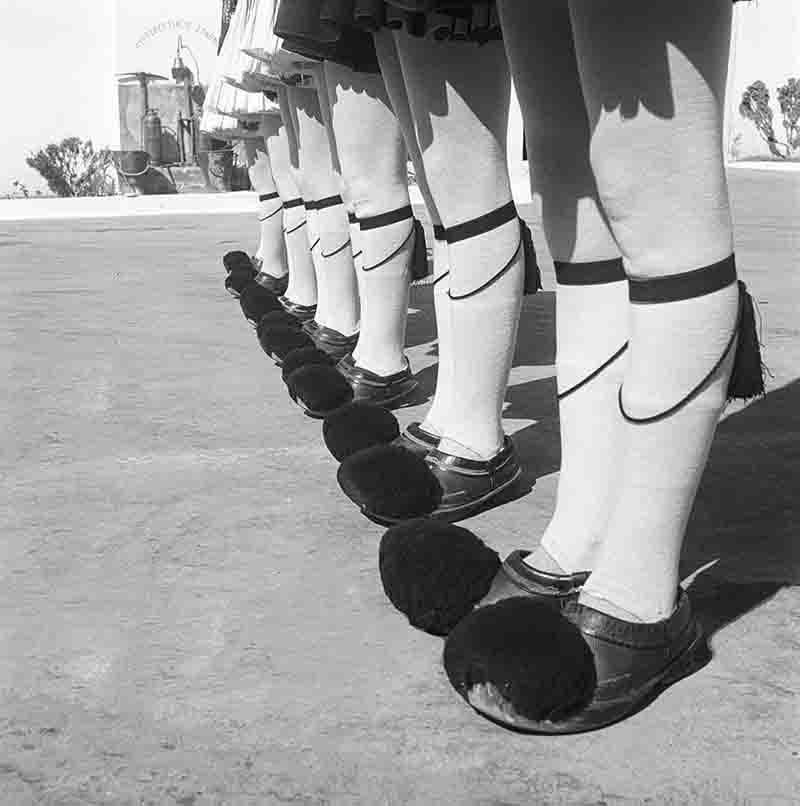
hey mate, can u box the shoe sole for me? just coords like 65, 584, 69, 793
360, 465, 523, 527
467, 621, 710, 735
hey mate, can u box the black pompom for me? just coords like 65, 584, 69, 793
337, 445, 442, 520
286, 364, 353, 414
240, 282, 282, 323
223, 250, 253, 273
727, 281, 766, 401
258, 326, 313, 361
280, 347, 334, 384
323, 402, 400, 462
257, 310, 300, 334
225, 266, 256, 296
379, 519, 500, 635
444, 598, 597, 723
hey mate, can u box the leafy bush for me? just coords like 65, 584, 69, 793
739, 79, 800, 159
26, 137, 115, 197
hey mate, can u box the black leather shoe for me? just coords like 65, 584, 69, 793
444, 587, 708, 734
480, 551, 589, 611
394, 422, 440, 457
302, 319, 321, 338
379, 520, 590, 637
253, 271, 289, 297
278, 297, 317, 323
424, 437, 522, 523
311, 325, 360, 362
337, 436, 522, 527
337, 354, 418, 409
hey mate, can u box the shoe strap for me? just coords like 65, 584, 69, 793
343, 359, 411, 387
426, 436, 513, 474
502, 550, 590, 596
259, 192, 280, 202
405, 422, 439, 447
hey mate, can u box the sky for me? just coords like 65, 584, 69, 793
0, 2, 115, 192
0, 0, 797, 195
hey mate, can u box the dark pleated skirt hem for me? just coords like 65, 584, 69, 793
275, 0, 501, 74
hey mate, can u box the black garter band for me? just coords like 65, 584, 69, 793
358, 205, 429, 280
259, 192, 279, 202
555, 258, 628, 401
620, 255, 765, 422
442, 202, 541, 299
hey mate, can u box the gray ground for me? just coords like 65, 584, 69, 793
1, 167, 798, 806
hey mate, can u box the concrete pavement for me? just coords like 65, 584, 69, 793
0, 166, 797, 805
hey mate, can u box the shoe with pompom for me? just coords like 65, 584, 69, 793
444, 587, 708, 734
379, 520, 589, 636
253, 271, 289, 297
285, 363, 354, 419
240, 281, 283, 325
278, 297, 317, 323
337, 436, 521, 526
336, 354, 418, 409
280, 347, 335, 384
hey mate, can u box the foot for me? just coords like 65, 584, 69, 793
337, 436, 521, 526
253, 271, 289, 297
337, 354, 418, 409
444, 587, 708, 734
379, 520, 590, 636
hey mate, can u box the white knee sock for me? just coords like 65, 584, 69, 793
255, 193, 288, 278
351, 211, 414, 376
580, 270, 740, 622
315, 201, 359, 336
437, 215, 524, 460
533, 261, 629, 574
283, 204, 317, 306
422, 234, 454, 436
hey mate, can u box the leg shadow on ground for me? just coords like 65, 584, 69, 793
681, 378, 800, 638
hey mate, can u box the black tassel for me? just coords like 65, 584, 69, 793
409, 218, 432, 283
520, 218, 541, 295
727, 281, 766, 402
410, 218, 435, 287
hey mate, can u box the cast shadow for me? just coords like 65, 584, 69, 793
680, 378, 800, 638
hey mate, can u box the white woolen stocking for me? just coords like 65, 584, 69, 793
315, 203, 359, 337
439, 217, 524, 460
538, 272, 629, 573
580, 280, 739, 621
421, 237, 454, 437
351, 218, 413, 376
283, 205, 317, 306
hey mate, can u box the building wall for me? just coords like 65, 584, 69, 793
107, 0, 220, 150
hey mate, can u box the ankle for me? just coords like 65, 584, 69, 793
523, 546, 567, 575
437, 433, 504, 462
351, 348, 406, 377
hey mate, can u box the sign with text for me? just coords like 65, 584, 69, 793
115, 1, 220, 88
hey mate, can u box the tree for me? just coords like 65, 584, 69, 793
777, 77, 800, 154
26, 137, 115, 197
739, 79, 800, 159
